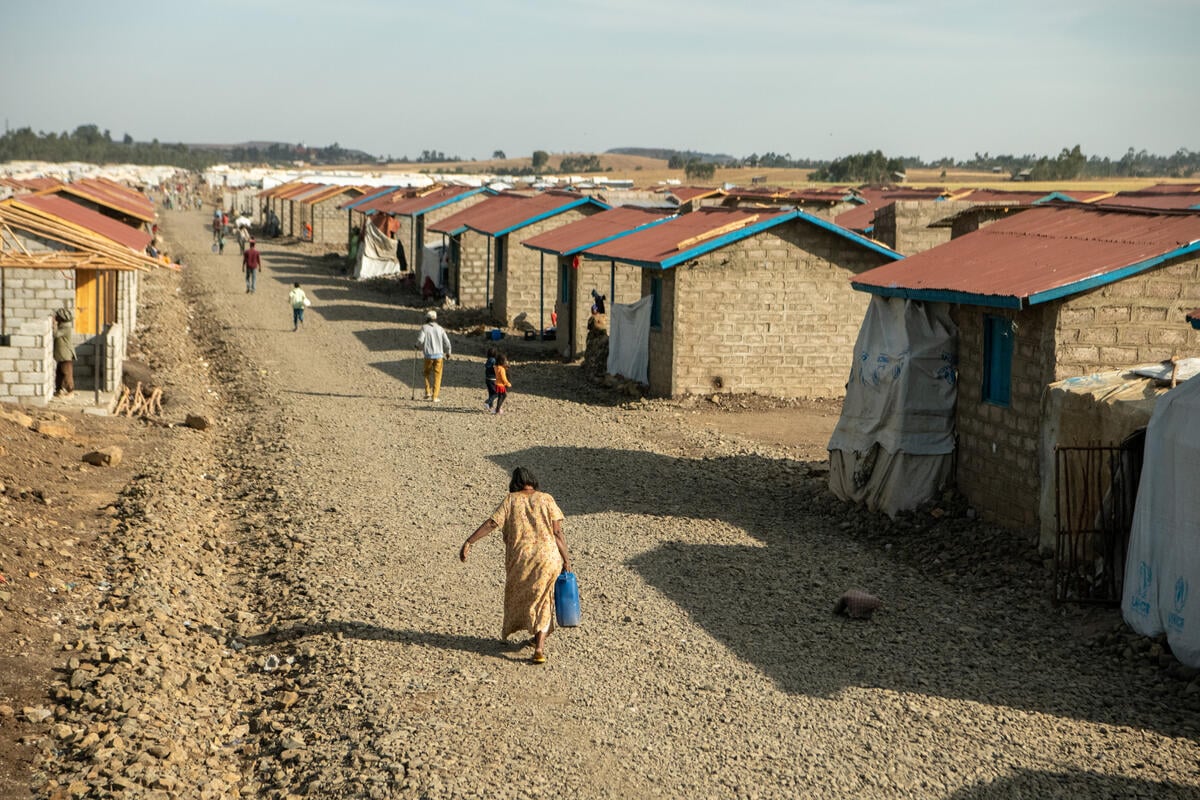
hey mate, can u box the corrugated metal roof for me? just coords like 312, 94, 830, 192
852, 205, 1200, 308
1096, 192, 1200, 211
44, 181, 155, 222
582, 206, 901, 269
340, 186, 403, 211
1138, 183, 1200, 195
376, 185, 485, 217
298, 185, 364, 205
666, 186, 723, 204
522, 206, 673, 256
429, 191, 605, 237
75, 178, 155, 218
14, 194, 151, 251
428, 193, 528, 235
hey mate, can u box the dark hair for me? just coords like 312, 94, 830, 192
509, 467, 538, 493
496, 353, 508, 366
486, 347, 497, 359
293, 282, 300, 288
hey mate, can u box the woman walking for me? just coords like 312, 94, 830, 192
460, 467, 571, 664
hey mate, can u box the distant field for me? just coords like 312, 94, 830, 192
327, 156, 1190, 194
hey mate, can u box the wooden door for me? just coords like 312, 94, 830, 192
74, 269, 117, 334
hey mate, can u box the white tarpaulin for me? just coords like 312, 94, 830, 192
352, 221, 401, 280
606, 294, 651, 384
1122, 374, 1200, 667
828, 296, 958, 517
421, 245, 444, 289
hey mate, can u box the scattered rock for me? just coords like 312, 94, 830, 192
184, 414, 214, 431
82, 446, 123, 467
833, 589, 883, 620
34, 420, 73, 440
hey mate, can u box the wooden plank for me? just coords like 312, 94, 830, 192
675, 215, 758, 251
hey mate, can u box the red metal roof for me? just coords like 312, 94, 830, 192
428, 193, 528, 234
584, 207, 792, 265
15, 193, 151, 251
522, 206, 672, 255
852, 205, 1200, 307
429, 191, 593, 236
834, 202, 882, 232
45, 181, 155, 222
666, 186, 723, 204
1096, 192, 1200, 211
1137, 183, 1200, 195
375, 185, 481, 217
2, 177, 62, 193
296, 185, 362, 205
75, 178, 155, 218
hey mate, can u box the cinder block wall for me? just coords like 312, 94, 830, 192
954, 305, 1056, 530
74, 324, 123, 393
875, 200, 975, 255
950, 207, 1021, 239
0, 317, 53, 405
1, 268, 75, 333
645, 223, 892, 398
1054, 255, 1200, 375
118, 271, 138, 348
495, 208, 598, 327
396, 217, 416, 270
417, 194, 488, 278
454, 230, 491, 309
312, 195, 355, 246
557, 256, 642, 359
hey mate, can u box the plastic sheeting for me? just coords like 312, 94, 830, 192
1122, 374, 1200, 667
352, 221, 401, 280
828, 296, 958, 517
606, 294, 651, 384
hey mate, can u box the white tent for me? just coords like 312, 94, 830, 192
828, 296, 957, 517
1122, 374, 1200, 667
352, 221, 402, 280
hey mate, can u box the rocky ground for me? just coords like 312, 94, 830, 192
2, 207, 1200, 799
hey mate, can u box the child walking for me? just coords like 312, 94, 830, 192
493, 353, 512, 414
484, 347, 499, 411
288, 282, 310, 331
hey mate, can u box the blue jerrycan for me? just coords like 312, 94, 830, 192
555, 572, 581, 627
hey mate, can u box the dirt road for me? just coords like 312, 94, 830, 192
26, 208, 1200, 799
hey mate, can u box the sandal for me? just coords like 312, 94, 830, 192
531, 651, 547, 664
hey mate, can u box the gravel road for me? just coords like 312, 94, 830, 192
36, 208, 1200, 799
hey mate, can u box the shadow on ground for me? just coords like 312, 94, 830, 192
946, 768, 1200, 799
488, 444, 1196, 740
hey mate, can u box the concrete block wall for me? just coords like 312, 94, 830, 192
415, 194, 488, 278
1, 268, 75, 333
874, 200, 975, 256
495, 207, 598, 327
646, 222, 893, 399
73, 323, 123, 393
396, 216, 417, 270
0, 316, 53, 406
118, 271, 138, 348
949, 207, 1021, 239
311, 195, 355, 246
453, 230, 491, 309
1053, 255, 1200, 376
954, 304, 1057, 531
557, 256, 642, 359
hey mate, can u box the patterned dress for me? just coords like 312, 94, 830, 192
488, 490, 565, 638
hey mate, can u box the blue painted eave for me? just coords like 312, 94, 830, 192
475, 197, 610, 239
1027, 241, 1200, 306
851, 282, 1023, 309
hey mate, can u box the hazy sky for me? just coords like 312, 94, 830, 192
2, 0, 1196, 162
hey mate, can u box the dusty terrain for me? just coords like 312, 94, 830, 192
2, 208, 1200, 799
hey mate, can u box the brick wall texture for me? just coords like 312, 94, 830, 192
452, 230, 491, 309
310, 193, 358, 245
874, 200, 976, 256
2, 268, 75, 332
0, 316, 53, 405
954, 252, 1200, 530
644, 221, 894, 399
494, 207, 599, 326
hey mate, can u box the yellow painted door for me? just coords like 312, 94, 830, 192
75, 269, 97, 334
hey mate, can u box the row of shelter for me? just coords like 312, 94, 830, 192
0, 175, 170, 403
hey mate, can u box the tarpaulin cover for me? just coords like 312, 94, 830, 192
353, 220, 401, 280
1123, 374, 1200, 667
828, 296, 957, 517
606, 294, 651, 384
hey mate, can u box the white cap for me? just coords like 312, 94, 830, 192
426, 310, 437, 321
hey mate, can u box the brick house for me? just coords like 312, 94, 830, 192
429, 191, 609, 325
0, 195, 164, 404
851, 204, 1200, 530
296, 185, 366, 246
580, 206, 903, 398
522, 206, 672, 358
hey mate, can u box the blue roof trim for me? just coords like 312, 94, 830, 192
343, 187, 396, 211
660, 213, 800, 269
579, 253, 662, 270
478, 197, 610, 238
1034, 192, 1077, 204
851, 283, 1023, 309
523, 214, 676, 256
1026, 241, 1200, 306
791, 209, 904, 262
402, 187, 490, 218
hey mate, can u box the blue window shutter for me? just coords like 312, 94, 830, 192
982, 315, 1013, 406
559, 261, 570, 304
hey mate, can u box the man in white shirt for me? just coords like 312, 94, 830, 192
415, 310, 452, 402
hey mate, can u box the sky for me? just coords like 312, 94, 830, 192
1, 0, 1197, 163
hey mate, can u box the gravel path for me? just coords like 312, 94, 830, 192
44, 209, 1200, 799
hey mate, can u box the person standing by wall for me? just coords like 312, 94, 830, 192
242, 238, 262, 293
52, 308, 76, 398
415, 310, 452, 402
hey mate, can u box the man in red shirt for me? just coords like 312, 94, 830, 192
242, 239, 262, 293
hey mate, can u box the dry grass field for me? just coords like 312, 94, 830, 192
332, 154, 1192, 194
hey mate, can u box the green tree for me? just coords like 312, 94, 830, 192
684, 160, 716, 181
493, 150, 506, 160
532, 150, 549, 169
